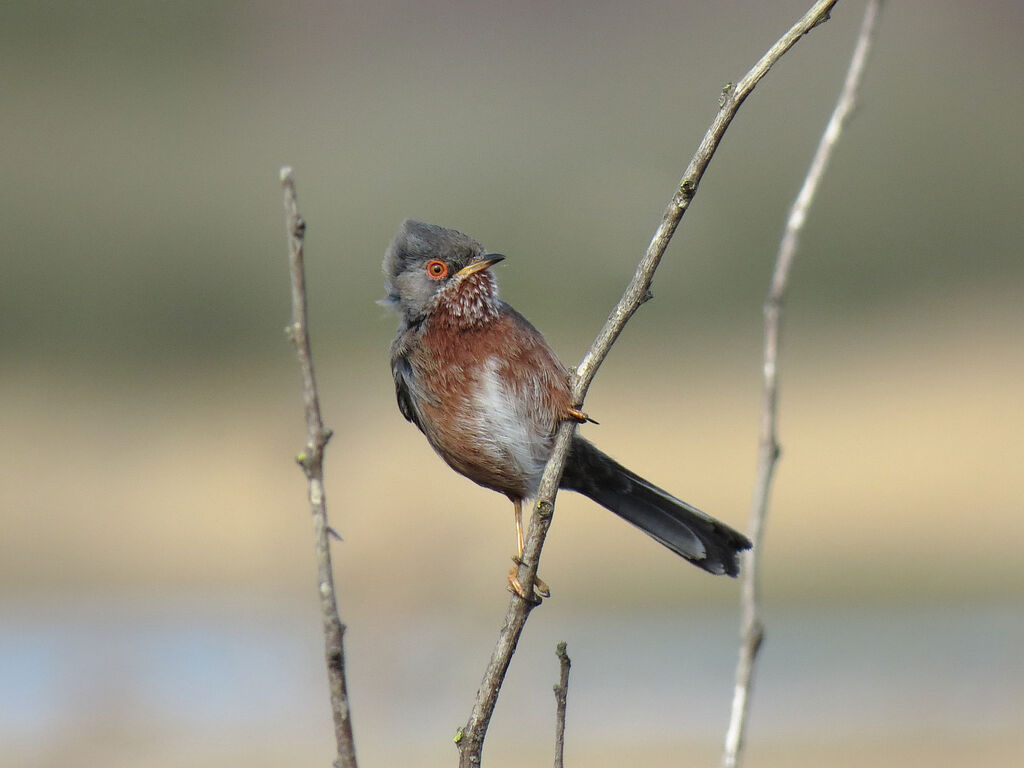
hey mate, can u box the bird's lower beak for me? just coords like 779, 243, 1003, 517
455, 254, 504, 278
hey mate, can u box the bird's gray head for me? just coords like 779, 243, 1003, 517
381, 220, 504, 325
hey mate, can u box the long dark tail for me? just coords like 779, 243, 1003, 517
560, 438, 752, 576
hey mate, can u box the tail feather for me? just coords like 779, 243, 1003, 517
560, 438, 751, 576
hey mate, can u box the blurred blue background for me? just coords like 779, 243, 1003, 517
2, 1, 1022, 766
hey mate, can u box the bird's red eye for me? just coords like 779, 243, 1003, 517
425, 260, 448, 280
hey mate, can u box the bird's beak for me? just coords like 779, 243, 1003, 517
455, 254, 504, 278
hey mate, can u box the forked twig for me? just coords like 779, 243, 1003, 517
456, 2, 840, 765
281, 167, 359, 768
721, 3, 884, 767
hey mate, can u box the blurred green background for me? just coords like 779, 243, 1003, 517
2, 1, 1022, 766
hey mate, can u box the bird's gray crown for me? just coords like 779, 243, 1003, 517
381, 219, 490, 321
383, 220, 483, 279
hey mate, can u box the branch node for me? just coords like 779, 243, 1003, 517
285, 322, 302, 346
296, 452, 319, 476
719, 81, 735, 108
535, 499, 554, 519
809, 8, 833, 31
764, 292, 784, 312
748, 621, 765, 654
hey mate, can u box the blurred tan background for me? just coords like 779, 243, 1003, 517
2, 1, 1022, 766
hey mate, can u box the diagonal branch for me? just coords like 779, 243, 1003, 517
721, 3, 884, 767
281, 166, 359, 768
456, 2, 840, 765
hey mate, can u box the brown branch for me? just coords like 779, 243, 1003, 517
281, 166, 359, 768
553, 642, 572, 768
456, 2, 840, 765
721, 3, 884, 767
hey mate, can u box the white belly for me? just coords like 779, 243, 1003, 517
470, 356, 550, 497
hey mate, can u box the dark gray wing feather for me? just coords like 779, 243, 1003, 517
392, 354, 425, 432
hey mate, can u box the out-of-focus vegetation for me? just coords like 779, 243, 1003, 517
1, 2, 1021, 766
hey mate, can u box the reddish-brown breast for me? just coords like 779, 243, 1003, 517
409, 274, 571, 500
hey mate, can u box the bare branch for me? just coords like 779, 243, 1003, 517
457, 2, 841, 765
553, 642, 572, 768
281, 166, 359, 768
721, 3, 884, 767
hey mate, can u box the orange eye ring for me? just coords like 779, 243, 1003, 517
425, 259, 448, 280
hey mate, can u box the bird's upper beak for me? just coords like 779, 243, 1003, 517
455, 254, 504, 278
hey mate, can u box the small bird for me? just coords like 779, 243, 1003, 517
382, 220, 751, 598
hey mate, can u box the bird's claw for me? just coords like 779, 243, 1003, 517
508, 558, 550, 601
566, 406, 598, 425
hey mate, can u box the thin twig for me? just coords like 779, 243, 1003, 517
281, 166, 359, 768
721, 3, 883, 767
456, 2, 840, 765
553, 642, 572, 768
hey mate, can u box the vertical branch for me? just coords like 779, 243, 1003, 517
721, 3, 883, 767
281, 166, 359, 768
553, 642, 572, 768
457, 2, 840, 766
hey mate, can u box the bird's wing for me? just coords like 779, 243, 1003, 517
392, 353, 425, 432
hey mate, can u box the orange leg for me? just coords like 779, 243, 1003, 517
515, 498, 525, 556
507, 499, 550, 599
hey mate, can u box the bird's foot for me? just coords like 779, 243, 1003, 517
508, 557, 550, 601
566, 406, 598, 425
